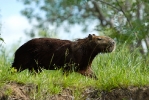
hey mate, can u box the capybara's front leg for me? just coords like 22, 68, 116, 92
78, 67, 97, 79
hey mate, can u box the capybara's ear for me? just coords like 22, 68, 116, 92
92, 34, 96, 36
88, 34, 93, 40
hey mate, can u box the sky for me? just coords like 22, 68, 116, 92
0, 0, 98, 49
0, 0, 30, 47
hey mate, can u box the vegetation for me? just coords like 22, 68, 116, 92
0, 44, 149, 99
0, 0, 149, 99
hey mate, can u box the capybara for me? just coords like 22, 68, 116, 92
12, 34, 116, 78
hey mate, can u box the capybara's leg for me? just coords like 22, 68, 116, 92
78, 67, 97, 79
12, 62, 25, 72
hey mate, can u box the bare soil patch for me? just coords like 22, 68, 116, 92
0, 82, 149, 100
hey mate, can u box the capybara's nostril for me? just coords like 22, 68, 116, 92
112, 41, 115, 45
110, 40, 115, 45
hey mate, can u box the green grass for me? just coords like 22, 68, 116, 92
92, 45, 149, 90
0, 44, 149, 99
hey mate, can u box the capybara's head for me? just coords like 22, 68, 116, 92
88, 34, 116, 53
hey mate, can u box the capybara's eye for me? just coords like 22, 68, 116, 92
97, 38, 102, 40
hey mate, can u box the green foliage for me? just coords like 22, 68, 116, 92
37, 28, 57, 38
19, 0, 149, 32
93, 44, 149, 90
0, 44, 149, 99
0, 37, 4, 42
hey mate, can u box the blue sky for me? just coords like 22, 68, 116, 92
0, 0, 23, 17
0, 0, 98, 48
0, 0, 29, 47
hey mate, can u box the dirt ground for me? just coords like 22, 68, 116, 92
0, 82, 149, 100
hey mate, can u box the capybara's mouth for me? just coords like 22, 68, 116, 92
105, 44, 116, 52
106, 39, 116, 52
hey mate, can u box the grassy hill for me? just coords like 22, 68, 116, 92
0, 45, 149, 100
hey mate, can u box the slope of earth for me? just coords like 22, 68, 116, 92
0, 82, 149, 100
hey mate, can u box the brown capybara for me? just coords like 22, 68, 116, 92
12, 34, 116, 78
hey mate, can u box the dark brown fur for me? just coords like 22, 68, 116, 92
12, 34, 116, 78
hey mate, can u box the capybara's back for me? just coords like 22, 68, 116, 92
12, 38, 71, 72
